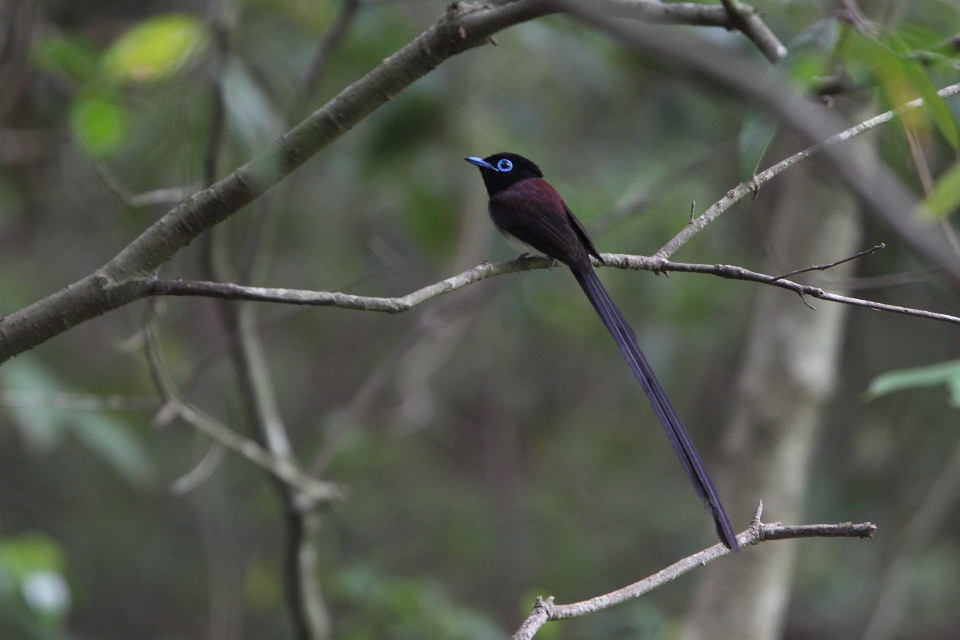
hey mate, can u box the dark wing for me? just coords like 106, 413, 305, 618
489, 178, 594, 271
565, 203, 604, 266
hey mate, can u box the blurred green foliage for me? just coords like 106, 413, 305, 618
0, 532, 70, 639
867, 358, 960, 407
101, 14, 207, 83
1, 1, 960, 639
69, 91, 126, 156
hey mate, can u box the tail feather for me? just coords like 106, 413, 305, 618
572, 268, 738, 551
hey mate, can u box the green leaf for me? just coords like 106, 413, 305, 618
787, 52, 824, 88
0, 534, 64, 579
921, 158, 960, 218
887, 34, 960, 150
738, 108, 779, 178
896, 25, 946, 52
69, 91, 126, 156
845, 30, 959, 149
865, 358, 960, 407
71, 411, 155, 485
0, 533, 71, 622
845, 31, 922, 127
0, 356, 155, 484
102, 13, 207, 82
31, 33, 99, 84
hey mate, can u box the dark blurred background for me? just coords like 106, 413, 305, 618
1, 0, 960, 638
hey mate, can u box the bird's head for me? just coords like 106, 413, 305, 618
465, 152, 543, 195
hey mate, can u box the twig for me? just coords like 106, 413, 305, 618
144, 253, 960, 326
718, 0, 787, 62
93, 161, 196, 207
770, 243, 885, 282
170, 444, 226, 495
598, 0, 786, 61
637, 257, 960, 325
157, 397, 343, 507
511, 505, 875, 640
291, 0, 361, 121
0, 390, 158, 411
143, 304, 342, 507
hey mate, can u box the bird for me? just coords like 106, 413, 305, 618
466, 152, 738, 551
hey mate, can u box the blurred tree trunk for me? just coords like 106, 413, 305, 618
679, 138, 863, 640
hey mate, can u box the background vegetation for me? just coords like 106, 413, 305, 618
1, 0, 960, 639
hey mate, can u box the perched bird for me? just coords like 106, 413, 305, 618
466, 152, 738, 551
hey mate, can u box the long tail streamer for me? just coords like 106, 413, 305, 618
573, 268, 738, 551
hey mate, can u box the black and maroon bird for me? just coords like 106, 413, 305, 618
466, 152, 738, 551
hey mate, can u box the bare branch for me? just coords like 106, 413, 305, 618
170, 444, 226, 495
291, 0, 362, 120
0, 390, 158, 411
144, 253, 960, 326
511, 510, 876, 640
144, 313, 342, 507
158, 397, 344, 507
770, 243, 885, 282
146, 255, 549, 312
718, 0, 787, 62
599, 0, 785, 61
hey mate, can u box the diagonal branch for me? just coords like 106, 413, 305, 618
144, 311, 343, 506
512, 502, 875, 640
158, 397, 344, 507
654, 82, 960, 261
718, 0, 786, 62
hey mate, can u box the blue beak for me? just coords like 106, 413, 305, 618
465, 156, 495, 170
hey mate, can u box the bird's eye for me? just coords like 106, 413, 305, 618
496, 159, 513, 172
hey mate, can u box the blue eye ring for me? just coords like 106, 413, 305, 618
496, 158, 513, 172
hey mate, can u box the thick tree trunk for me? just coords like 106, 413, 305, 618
679, 148, 862, 640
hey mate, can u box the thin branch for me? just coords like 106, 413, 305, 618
170, 444, 226, 495
512, 506, 875, 640
770, 243, 885, 282
291, 0, 362, 121
599, 0, 785, 61
638, 257, 960, 325
0, 390, 158, 411
146, 255, 549, 312
157, 397, 344, 507
144, 253, 960, 326
653, 82, 960, 261
144, 313, 342, 506
93, 161, 197, 207
718, 0, 787, 62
